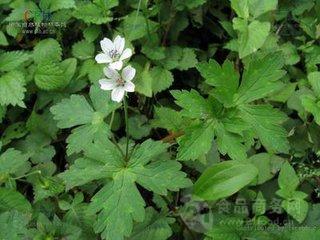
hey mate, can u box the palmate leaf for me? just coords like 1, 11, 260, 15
235, 53, 286, 104
128, 207, 174, 240
239, 104, 290, 153
197, 59, 239, 107
177, 121, 215, 161
50, 85, 119, 155
61, 139, 191, 240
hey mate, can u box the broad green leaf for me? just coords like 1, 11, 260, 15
152, 107, 183, 132
128, 115, 151, 140
236, 53, 286, 104
0, 148, 30, 180
128, 207, 174, 240
33, 38, 62, 64
72, 40, 95, 60
197, 59, 239, 106
278, 161, 299, 193
0, 31, 8, 46
194, 161, 258, 201
134, 63, 153, 97
41, 0, 75, 12
231, 0, 249, 19
215, 123, 247, 161
35, 58, 76, 90
0, 188, 31, 213
248, 0, 278, 18
88, 170, 145, 240
0, 211, 30, 240
66, 122, 110, 155
0, 71, 26, 107
171, 89, 214, 119
73, 3, 112, 24
301, 95, 320, 125
83, 25, 101, 42
248, 153, 284, 184
177, 121, 215, 161
282, 198, 308, 223
308, 71, 320, 95
150, 66, 174, 94
51, 95, 94, 128
239, 104, 290, 153
0, 51, 30, 72
233, 19, 270, 58
62, 139, 189, 240
161, 46, 198, 70
120, 13, 159, 41
59, 140, 123, 189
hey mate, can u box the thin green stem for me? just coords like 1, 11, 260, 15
123, 97, 130, 161
109, 110, 115, 128
12, 170, 41, 180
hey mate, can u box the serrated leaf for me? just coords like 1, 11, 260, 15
72, 40, 95, 60
89, 170, 145, 240
152, 107, 183, 132
248, 0, 277, 18
177, 121, 215, 161
150, 67, 174, 94
0, 71, 26, 107
0, 148, 30, 180
171, 89, 213, 119
62, 139, 189, 240
194, 161, 258, 201
73, 3, 112, 24
233, 19, 270, 58
33, 38, 62, 63
128, 207, 174, 240
197, 59, 239, 106
239, 104, 290, 153
35, 58, 76, 90
43, 0, 76, 12
0, 211, 30, 240
0, 188, 31, 213
50, 95, 94, 128
0, 51, 30, 72
236, 53, 286, 104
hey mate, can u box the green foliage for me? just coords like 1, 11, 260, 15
0, 0, 319, 239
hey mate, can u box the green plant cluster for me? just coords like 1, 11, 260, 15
0, 0, 320, 239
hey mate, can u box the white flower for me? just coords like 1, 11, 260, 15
95, 35, 132, 70
99, 65, 136, 102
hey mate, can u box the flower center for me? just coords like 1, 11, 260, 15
109, 49, 120, 60
116, 78, 125, 87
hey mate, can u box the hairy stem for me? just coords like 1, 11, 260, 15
123, 96, 130, 161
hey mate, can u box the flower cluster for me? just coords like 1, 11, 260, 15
95, 35, 135, 102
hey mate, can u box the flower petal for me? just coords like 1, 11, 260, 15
100, 37, 114, 53
99, 79, 117, 90
113, 35, 125, 54
119, 48, 132, 61
95, 53, 112, 63
124, 81, 135, 92
111, 87, 125, 102
103, 67, 120, 80
109, 60, 123, 70
122, 65, 136, 82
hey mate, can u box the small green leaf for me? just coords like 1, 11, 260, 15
194, 161, 258, 201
